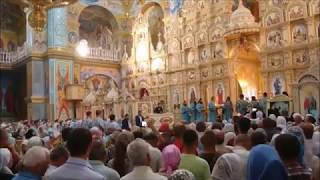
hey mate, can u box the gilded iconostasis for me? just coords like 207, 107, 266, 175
0, 0, 319, 121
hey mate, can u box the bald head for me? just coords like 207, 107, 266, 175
300, 123, 314, 139
235, 134, 251, 150
213, 129, 224, 145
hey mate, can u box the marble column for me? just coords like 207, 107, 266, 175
47, 7, 68, 48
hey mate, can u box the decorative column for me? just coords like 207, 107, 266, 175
47, 7, 68, 48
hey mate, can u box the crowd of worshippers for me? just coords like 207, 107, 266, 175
0, 110, 319, 180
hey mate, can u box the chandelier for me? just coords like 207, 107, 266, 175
27, 0, 78, 32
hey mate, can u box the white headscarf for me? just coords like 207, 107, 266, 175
0, 148, 13, 174
224, 132, 236, 146
268, 114, 276, 121
276, 116, 287, 132
256, 111, 264, 120
223, 124, 234, 134
211, 153, 244, 180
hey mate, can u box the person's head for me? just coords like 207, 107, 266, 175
305, 115, 316, 124
138, 110, 142, 116
200, 130, 216, 150
168, 169, 195, 180
300, 123, 314, 140
133, 130, 144, 139
172, 122, 186, 139
262, 118, 277, 129
226, 96, 231, 101
235, 134, 251, 150
275, 134, 300, 163
211, 96, 215, 101
86, 111, 92, 118
213, 129, 224, 145
0, 148, 12, 169
282, 91, 288, 96
224, 132, 236, 146
211, 122, 223, 130
109, 114, 115, 121
96, 110, 102, 117
251, 96, 256, 101
113, 132, 134, 176
161, 144, 181, 174
250, 131, 267, 147
61, 127, 72, 143
90, 127, 103, 141
263, 92, 267, 97
196, 122, 206, 132
293, 113, 303, 125
183, 129, 198, 153
27, 136, 44, 150
183, 100, 187, 105
22, 146, 50, 176
127, 138, 150, 166
143, 132, 158, 147
67, 128, 92, 158
0, 129, 8, 148
239, 94, 244, 99
49, 145, 69, 167
238, 117, 251, 134
89, 141, 107, 162
25, 129, 37, 139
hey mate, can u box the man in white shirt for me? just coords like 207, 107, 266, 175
120, 138, 167, 180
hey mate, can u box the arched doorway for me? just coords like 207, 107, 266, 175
78, 5, 119, 50
230, 36, 262, 99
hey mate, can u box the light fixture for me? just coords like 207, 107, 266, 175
76, 39, 89, 57
26, 0, 78, 32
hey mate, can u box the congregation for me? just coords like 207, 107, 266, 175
0, 94, 319, 180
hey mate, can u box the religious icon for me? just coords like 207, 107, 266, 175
56, 63, 70, 119
267, 30, 282, 48
273, 77, 282, 95
289, 6, 304, 20
140, 88, 149, 99
292, 24, 307, 43
190, 88, 196, 103
216, 83, 224, 105
304, 92, 317, 115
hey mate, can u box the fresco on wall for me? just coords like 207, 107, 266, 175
169, 0, 183, 15
80, 66, 121, 85
55, 61, 72, 120
146, 4, 164, 49
0, 1, 26, 50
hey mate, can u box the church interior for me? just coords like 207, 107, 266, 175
0, 0, 319, 122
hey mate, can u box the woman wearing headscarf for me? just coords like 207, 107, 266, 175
287, 126, 306, 166
211, 153, 243, 180
208, 97, 217, 123
247, 144, 288, 180
276, 116, 287, 133
0, 148, 13, 175
223, 132, 236, 147
159, 144, 181, 177
168, 169, 195, 180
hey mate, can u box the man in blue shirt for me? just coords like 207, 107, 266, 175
48, 128, 105, 180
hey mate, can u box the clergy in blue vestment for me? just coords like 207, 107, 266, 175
196, 99, 205, 122
208, 97, 217, 123
236, 94, 249, 116
180, 100, 191, 123
223, 96, 233, 122
259, 92, 268, 114
190, 101, 197, 122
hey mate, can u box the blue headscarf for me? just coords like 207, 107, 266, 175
247, 144, 288, 180
287, 126, 305, 166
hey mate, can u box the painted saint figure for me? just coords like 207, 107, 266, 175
208, 97, 217, 123
223, 96, 233, 122
181, 100, 191, 123
273, 78, 282, 95
216, 84, 224, 104
56, 64, 70, 120
304, 92, 317, 117
196, 99, 205, 122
